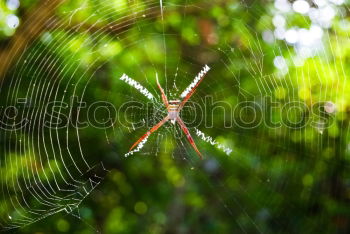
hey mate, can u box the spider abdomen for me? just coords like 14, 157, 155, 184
168, 100, 180, 122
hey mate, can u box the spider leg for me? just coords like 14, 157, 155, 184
156, 73, 169, 107
129, 115, 170, 152
178, 65, 210, 111
176, 117, 203, 159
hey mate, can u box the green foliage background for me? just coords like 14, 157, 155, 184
0, 0, 349, 233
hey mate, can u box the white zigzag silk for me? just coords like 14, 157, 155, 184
120, 74, 154, 100
180, 65, 210, 99
195, 128, 232, 155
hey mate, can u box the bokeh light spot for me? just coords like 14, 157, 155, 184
134, 201, 148, 215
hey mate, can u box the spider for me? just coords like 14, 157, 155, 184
128, 65, 211, 159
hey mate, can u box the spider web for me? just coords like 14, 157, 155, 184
0, 0, 348, 232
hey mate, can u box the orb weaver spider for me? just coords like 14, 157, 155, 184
128, 65, 211, 159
